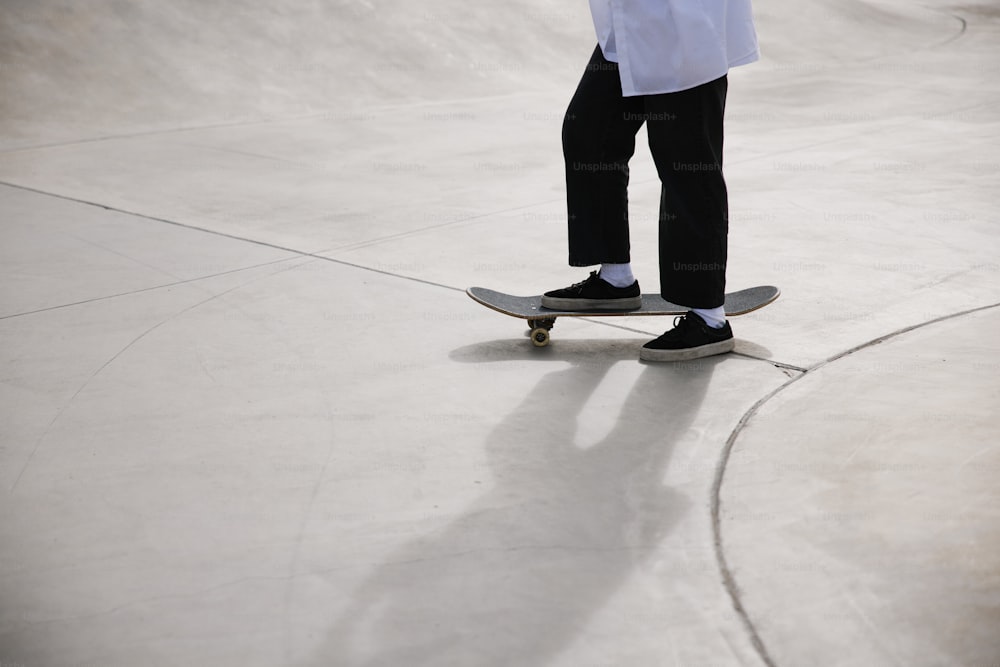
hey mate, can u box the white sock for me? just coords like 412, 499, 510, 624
693, 306, 727, 329
598, 263, 635, 288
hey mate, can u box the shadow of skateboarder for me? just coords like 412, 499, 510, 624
304, 354, 721, 666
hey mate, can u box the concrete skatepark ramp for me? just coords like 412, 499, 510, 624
1, 1, 999, 665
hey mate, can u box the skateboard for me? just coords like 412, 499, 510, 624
467, 285, 779, 346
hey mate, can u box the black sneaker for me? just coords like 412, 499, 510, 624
639, 311, 734, 362
541, 271, 641, 310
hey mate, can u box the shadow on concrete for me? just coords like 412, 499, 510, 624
303, 356, 723, 666
449, 337, 646, 364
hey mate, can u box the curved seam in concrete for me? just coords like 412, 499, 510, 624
710, 299, 1000, 667
939, 13, 969, 46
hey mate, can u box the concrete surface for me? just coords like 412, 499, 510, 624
1, 0, 998, 665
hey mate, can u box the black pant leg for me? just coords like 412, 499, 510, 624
562, 46, 645, 266
644, 76, 729, 308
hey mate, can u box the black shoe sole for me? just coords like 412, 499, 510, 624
639, 338, 735, 362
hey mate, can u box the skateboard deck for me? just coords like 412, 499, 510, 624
467, 285, 779, 346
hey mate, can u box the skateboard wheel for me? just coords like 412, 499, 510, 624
530, 327, 550, 347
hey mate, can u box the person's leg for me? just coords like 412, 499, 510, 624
639, 76, 734, 361
644, 75, 729, 310
562, 45, 646, 267
542, 45, 646, 311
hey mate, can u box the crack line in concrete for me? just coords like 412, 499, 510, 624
0, 256, 309, 320
0, 181, 465, 300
